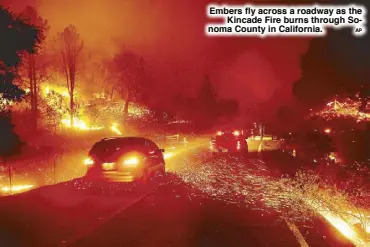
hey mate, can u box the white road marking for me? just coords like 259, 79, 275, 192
285, 219, 310, 247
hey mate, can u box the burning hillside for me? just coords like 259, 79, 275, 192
311, 98, 369, 122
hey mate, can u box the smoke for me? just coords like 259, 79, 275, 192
2, 0, 310, 120
293, 0, 370, 107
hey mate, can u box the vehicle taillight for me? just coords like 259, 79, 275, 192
123, 157, 140, 167
217, 131, 223, 136
237, 141, 241, 150
324, 128, 332, 134
233, 130, 240, 136
102, 162, 115, 170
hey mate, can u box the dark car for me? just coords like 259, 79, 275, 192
210, 129, 248, 155
84, 137, 166, 182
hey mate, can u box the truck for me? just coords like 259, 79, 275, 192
210, 129, 248, 155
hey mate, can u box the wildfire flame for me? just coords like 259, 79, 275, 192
1, 184, 34, 194
42, 84, 107, 131
61, 117, 103, 131
43, 85, 69, 98
312, 98, 369, 122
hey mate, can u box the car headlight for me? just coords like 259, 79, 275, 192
123, 157, 140, 167
84, 157, 94, 166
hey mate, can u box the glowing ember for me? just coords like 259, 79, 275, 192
0, 94, 13, 107
324, 128, 332, 134
311, 98, 369, 122
43, 84, 70, 98
173, 154, 370, 246
1, 184, 34, 193
305, 200, 370, 246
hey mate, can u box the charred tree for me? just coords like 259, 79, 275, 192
111, 50, 145, 118
56, 25, 83, 127
20, 6, 47, 131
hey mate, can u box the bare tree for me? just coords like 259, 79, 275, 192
111, 50, 145, 117
55, 25, 83, 127
20, 6, 47, 131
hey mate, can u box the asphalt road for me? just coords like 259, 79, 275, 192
69, 174, 300, 247
0, 144, 354, 247
67, 149, 353, 247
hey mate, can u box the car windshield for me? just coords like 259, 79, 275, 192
216, 132, 235, 140
89, 138, 150, 157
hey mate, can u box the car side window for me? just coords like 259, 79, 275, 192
145, 140, 158, 153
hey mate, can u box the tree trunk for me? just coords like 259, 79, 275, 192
7, 160, 12, 194
123, 98, 130, 117
70, 74, 75, 127
70, 94, 74, 127
32, 55, 38, 131
110, 85, 115, 101
28, 54, 37, 131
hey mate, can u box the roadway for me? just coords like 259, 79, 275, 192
0, 140, 354, 247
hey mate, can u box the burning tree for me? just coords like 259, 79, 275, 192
55, 25, 83, 127
42, 91, 65, 132
19, 6, 48, 131
111, 50, 145, 117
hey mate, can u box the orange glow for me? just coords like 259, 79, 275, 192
1, 184, 34, 194
83, 157, 94, 166
61, 117, 103, 131
312, 98, 369, 122
42, 84, 69, 98
164, 152, 174, 160
322, 212, 356, 239
304, 195, 370, 246
311, 206, 370, 246
110, 123, 122, 135
324, 128, 332, 134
